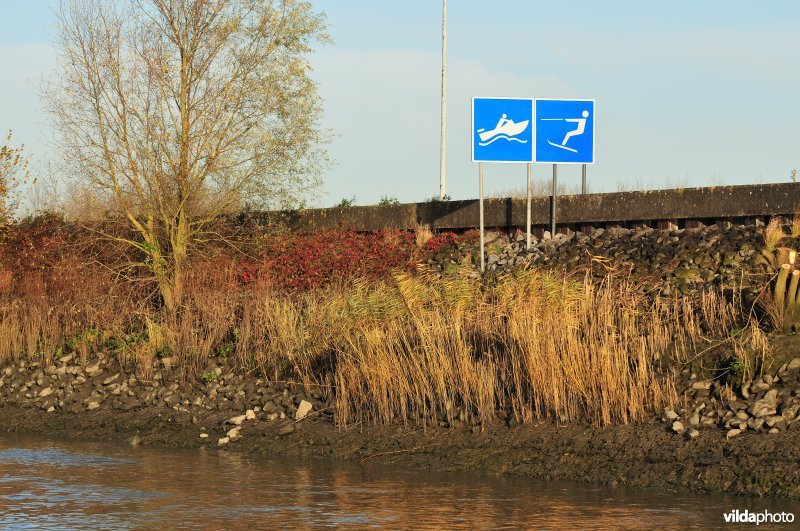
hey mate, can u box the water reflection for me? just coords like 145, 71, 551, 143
0, 435, 797, 529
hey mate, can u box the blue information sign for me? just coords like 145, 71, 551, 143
535, 99, 595, 164
472, 97, 534, 163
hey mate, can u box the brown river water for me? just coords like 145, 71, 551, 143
0, 435, 798, 529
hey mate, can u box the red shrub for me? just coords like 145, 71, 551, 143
1, 214, 73, 274
1, 218, 467, 297
244, 229, 418, 290
424, 232, 459, 253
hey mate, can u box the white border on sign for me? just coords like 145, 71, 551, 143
471, 96, 535, 164
533, 98, 596, 165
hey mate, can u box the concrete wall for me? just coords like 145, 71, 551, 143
251, 183, 800, 232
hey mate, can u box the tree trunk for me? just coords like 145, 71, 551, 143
160, 277, 177, 314
164, 211, 190, 314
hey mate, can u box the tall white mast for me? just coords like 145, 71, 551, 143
439, 0, 447, 199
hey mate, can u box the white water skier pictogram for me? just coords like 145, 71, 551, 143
541, 110, 589, 153
477, 113, 530, 146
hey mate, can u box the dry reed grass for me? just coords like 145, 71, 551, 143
0, 262, 136, 367
332, 269, 745, 428
792, 211, 800, 239
414, 224, 433, 248
0, 261, 754, 427
764, 217, 786, 252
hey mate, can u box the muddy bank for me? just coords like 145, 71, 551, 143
1, 403, 800, 500
1, 345, 800, 500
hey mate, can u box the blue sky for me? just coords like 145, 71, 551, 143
2, 1, 799, 207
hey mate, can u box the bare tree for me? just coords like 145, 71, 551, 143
45, 0, 329, 311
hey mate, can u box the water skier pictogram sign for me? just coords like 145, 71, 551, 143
472, 97, 534, 163
535, 99, 595, 164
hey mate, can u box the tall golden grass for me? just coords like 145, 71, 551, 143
764, 217, 786, 252
332, 270, 741, 428
0, 261, 749, 427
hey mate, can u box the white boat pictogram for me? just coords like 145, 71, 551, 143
477, 114, 529, 146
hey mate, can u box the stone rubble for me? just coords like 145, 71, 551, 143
295, 400, 313, 421
427, 223, 784, 302
661, 357, 800, 439
0, 352, 334, 445
4, 345, 799, 443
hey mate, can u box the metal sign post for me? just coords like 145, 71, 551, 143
479, 162, 485, 271
551, 164, 557, 237
582, 164, 587, 194
526, 163, 532, 250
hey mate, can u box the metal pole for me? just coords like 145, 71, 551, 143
438, 0, 447, 199
581, 164, 587, 194
526, 163, 532, 250
551, 164, 557, 237
479, 162, 485, 272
